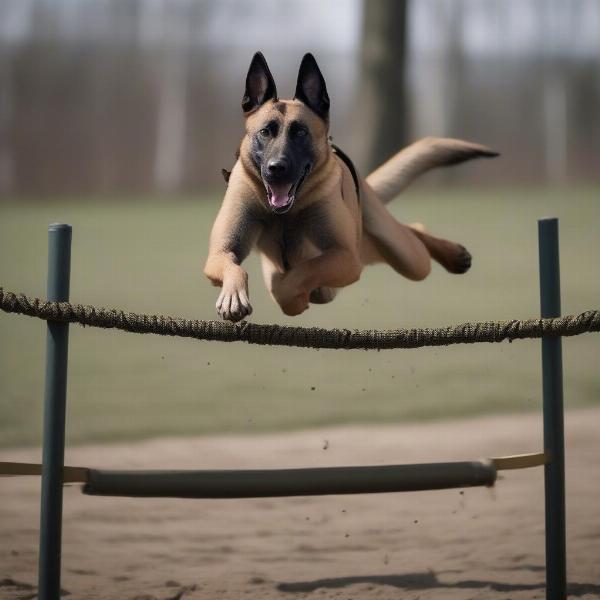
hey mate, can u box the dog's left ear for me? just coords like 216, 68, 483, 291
294, 53, 330, 120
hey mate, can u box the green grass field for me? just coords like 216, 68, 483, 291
1, 186, 599, 447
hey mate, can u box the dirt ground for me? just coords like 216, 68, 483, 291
1, 409, 599, 600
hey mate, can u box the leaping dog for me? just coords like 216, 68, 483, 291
204, 52, 497, 321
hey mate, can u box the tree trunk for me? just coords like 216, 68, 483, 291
360, 0, 409, 172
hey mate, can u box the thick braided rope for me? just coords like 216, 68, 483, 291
1, 287, 599, 351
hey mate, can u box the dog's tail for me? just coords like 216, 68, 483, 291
365, 137, 498, 204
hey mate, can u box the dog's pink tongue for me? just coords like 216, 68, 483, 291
269, 183, 292, 208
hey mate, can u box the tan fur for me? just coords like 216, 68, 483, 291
205, 103, 494, 321
365, 136, 498, 204
205, 100, 362, 320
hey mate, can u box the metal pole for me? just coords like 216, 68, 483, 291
38, 224, 72, 600
538, 217, 567, 600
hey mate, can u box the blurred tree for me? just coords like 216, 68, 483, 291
0, 44, 14, 194
360, 0, 409, 171
153, 2, 193, 193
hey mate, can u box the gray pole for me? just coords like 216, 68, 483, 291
38, 224, 72, 600
538, 218, 567, 600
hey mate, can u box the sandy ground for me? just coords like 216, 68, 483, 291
1, 409, 600, 600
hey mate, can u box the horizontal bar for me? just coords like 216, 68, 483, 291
0, 462, 88, 483
1, 452, 548, 489
0, 461, 45, 476
82, 461, 497, 498
491, 452, 548, 470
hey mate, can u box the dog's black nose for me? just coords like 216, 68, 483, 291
267, 158, 289, 176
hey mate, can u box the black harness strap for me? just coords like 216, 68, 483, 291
331, 143, 361, 203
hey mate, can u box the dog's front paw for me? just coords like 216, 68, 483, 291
216, 287, 252, 322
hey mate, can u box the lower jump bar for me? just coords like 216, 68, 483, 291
82, 461, 497, 498
1, 453, 547, 499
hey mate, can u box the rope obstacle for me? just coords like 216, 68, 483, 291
0, 287, 598, 351
1, 218, 594, 600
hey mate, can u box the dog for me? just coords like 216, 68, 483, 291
204, 52, 497, 322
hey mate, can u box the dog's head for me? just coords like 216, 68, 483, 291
241, 52, 330, 214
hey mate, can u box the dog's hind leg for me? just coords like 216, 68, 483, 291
361, 182, 470, 277
408, 223, 472, 274
360, 183, 431, 281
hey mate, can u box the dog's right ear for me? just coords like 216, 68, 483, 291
242, 52, 277, 114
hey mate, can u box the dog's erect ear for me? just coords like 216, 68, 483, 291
294, 53, 330, 120
242, 52, 277, 114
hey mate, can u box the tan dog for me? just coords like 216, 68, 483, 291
204, 52, 497, 321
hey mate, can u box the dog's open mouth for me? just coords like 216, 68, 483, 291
264, 164, 311, 214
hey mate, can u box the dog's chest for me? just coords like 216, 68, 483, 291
264, 204, 332, 270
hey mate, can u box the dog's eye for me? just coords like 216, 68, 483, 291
294, 128, 307, 137
259, 128, 270, 137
